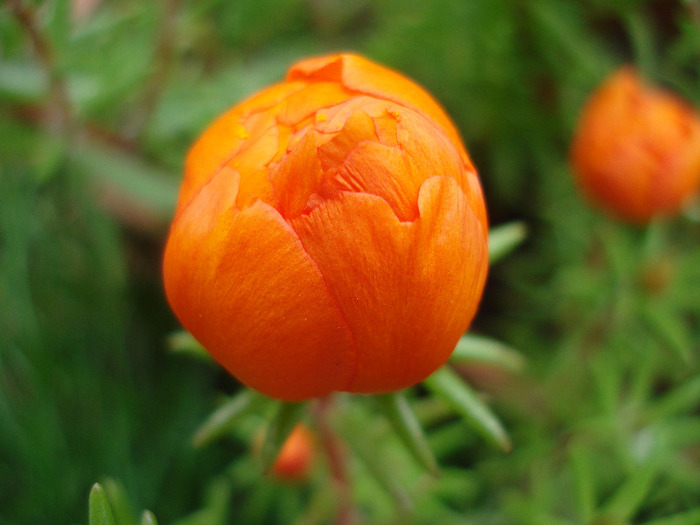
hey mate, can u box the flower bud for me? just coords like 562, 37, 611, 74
571, 66, 700, 223
163, 54, 488, 400
262, 424, 315, 483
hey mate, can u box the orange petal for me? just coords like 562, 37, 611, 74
372, 111, 399, 147
287, 54, 470, 164
394, 106, 488, 231
277, 81, 353, 127
312, 96, 389, 136
316, 105, 482, 224
317, 110, 378, 171
290, 176, 488, 394
270, 130, 324, 218
319, 141, 417, 221
164, 170, 355, 401
226, 118, 283, 209
179, 82, 304, 212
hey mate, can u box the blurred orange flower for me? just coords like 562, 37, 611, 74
270, 424, 315, 482
571, 66, 700, 223
163, 54, 488, 401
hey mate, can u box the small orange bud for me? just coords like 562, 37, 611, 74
570, 66, 700, 223
163, 54, 488, 400
269, 424, 315, 483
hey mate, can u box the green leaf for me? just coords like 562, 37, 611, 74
168, 330, 214, 363
450, 334, 526, 372
374, 392, 439, 475
657, 417, 700, 449
259, 401, 307, 474
488, 221, 528, 264
649, 376, 700, 421
334, 400, 413, 512
568, 443, 596, 524
427, 420, 478, 459
599, 462, 658, 522
423, 367, 511, 452
640, 508, 700, 525
193, 389, 267, 447
89, 483, 116, 525
140, 511, 158, 525
642, 303, 692, 364
103, 478, 138, 525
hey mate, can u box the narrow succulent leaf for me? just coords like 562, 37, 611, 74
259, 401, 307, 474
658, 417, 700, 449
374, 392, 439, 475
590, 354, 622, 418
333, 401, 413, 512
649, 375, 700, 420
168, 330, 214, 363
427, 420, 478, 459
103, 478, 138, 525
600, 463, 657, 521
423, 367, 511, 452
640, 508, 700, 525
488, 221, 527, 264
506, 491, 579, 525
89, 483, 116, 525
642, 304, 692, 363
432, 468, 479, 503
194, 389, 267, 447
569, 443, 596, 523
450, 334, 526, 372
140, 511, 158, 525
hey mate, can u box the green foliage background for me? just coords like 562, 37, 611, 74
1, 0, 700, 524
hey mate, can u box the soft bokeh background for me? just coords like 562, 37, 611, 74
2, 1, 700, 524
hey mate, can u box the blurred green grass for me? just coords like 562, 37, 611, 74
2, 0, 700, 524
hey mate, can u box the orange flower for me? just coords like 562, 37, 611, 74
163, 54, 488, 400
571, 66, 700, 223
267, 424, 315, 483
